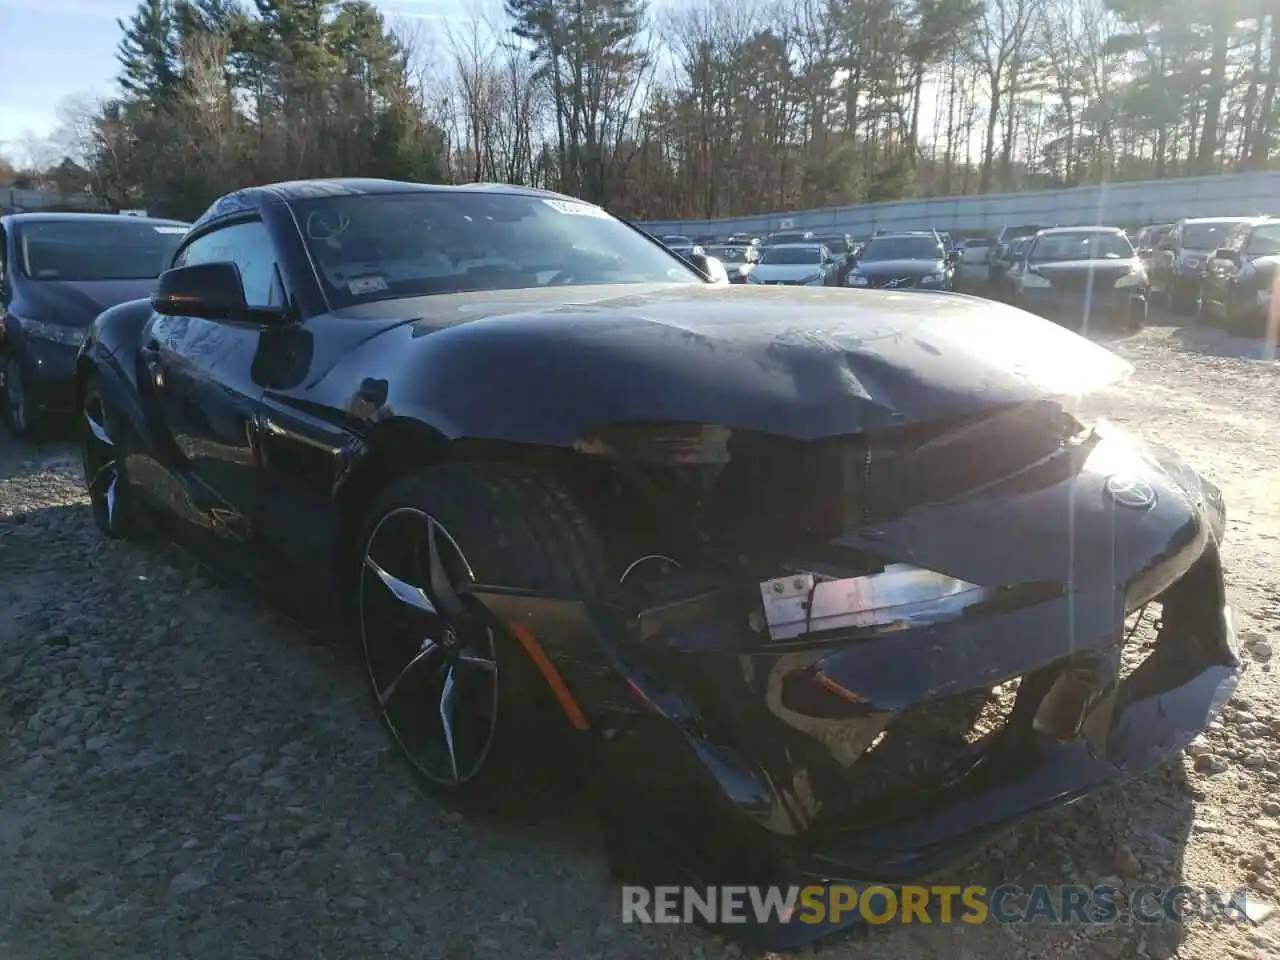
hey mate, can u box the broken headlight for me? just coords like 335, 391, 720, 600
759, 564, 992, 642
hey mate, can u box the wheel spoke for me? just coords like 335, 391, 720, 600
439, 666, 459, 782
426, 518, 465, 615
105, 474, 117, 526
364, 555, 437, 614
377, 638, 440, 707
85, 411, 113, 446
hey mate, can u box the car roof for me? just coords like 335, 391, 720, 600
188, 178, 593, 233
764, 242, 823, 251
869, 232, 939, 240
1180, 216, 1253, 225
1, 211, 189, 229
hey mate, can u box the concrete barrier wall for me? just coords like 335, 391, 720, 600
638, 172, 1280, 237
1, 187, 105, 213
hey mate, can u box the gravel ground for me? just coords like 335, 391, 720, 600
2, 320, 1280, 959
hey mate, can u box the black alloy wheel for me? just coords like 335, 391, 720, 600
360, 506, 500, 787
355, 464, 607, 802
81, 377, 141, 539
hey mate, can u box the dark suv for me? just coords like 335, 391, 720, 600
1150, 217, 1252, 314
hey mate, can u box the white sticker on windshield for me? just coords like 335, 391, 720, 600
348, 275, 389, 295
153, 226, 187, 234
542, 198, 609, 218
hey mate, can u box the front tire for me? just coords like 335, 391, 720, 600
355, 464, 605, 804
81, 374, 143, 540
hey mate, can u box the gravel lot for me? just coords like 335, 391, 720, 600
3, 321, 1280, 960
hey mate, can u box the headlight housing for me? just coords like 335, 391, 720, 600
17, 317, 87, 347
760, 564, 993, 642
846, 273, 869, 287
921, 273, 945, 285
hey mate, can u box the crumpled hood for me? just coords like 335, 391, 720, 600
13, 278, 157, 327
336, 283, 1133, 445
853, 258, 945, 278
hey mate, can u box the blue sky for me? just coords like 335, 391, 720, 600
0, 0, 473, 155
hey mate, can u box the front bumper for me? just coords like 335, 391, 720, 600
1019, 286, 1146, 325
1, 334, 82, 415
503, 427, 1234, 949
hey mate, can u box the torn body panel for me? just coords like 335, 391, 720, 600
461, 414, 1237, 951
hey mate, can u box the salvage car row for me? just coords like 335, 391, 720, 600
0, 181, 1243, 951
667, 215, 1280, 337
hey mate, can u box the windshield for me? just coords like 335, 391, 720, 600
961, 243, 992, 263
1029, 232, 1133, 262
759, 245, 822, 265
708, 245, 752, 261
292, 193, 702, 306
16, 220, 185, 281
1246, 223, 1280, 256
1183, 221, 1245, 250
858, 236, 942, 261
662, 235, 691, 246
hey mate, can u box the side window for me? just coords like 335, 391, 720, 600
173, 220, 285, 310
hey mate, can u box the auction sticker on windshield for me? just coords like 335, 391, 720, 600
348, 275, 389, 295
542, 199, 609, 218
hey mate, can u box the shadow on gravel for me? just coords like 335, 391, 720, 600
1173, 325, 1280, 363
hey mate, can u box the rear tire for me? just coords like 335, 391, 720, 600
355, 463, 606, 806
81, 374, 143, 540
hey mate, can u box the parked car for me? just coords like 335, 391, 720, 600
954, 238, 995, 293
705, 242, 759, 284
1133, 223, 1173, 270
77, 177, 1236, 951
989, 224, 1045, 285
1198, 217, 1280, 334
810, 233, 858, 283
846, 231, 957, 290
992, 236, 1035, 302
0, 211, 189, 440
747, 243, 841, 285
1013, 226, 1148, 330
1149, 217, 1252, 314
660, 234, 704, 258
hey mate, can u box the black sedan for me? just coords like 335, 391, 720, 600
1014, 227, 1148, 331
0, 212, 188, 439
76, 178, 1238, 949
843, 232, 958, 290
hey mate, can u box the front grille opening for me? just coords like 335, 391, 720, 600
831, 680, 1025, 818
1120, 601, 1163, 683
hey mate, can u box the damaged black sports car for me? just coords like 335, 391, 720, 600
76, 179, 1239, 949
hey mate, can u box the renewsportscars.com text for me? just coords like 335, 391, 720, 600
621, 884, 1255, 926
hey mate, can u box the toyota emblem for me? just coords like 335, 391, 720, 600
1104, 475, 1157, 510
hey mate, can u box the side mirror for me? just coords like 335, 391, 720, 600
688, 253, 730, 284
153, 262, 287, 323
